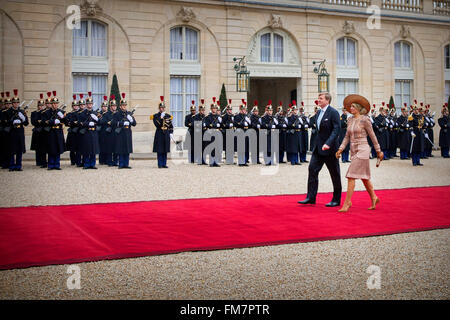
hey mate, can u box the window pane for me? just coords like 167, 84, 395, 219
170, 77, 183, 127
337, 38, 345, 66
445, 81, 450, 102
273, 34, 283, 63
170, 27, 183, 60
346, 79, 357, 94
346, 39, 356, 66
91, 22, 106, 57
260, 33, 271, 62
73, 75, 88, 94
91, 75, 107, 110
445, 45, 450, 69
185, 28, 198, 61
402, 42, 410, 68
337, 80, 345, 108
184, 77, 198, 115
394, 42, 401, 68
73, 21, 88, 57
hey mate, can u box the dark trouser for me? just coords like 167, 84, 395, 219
411, 152, 421, 165
371, 147, 376, 158
106, 153, 118, 166
441, 147, 449, 158
300, 151, 307, 162
83, 154, 96, 168
342, 150, 349, 162
157, 153, 167, 167
36, 151, 47, 166
48, 154, 61, 169
288, 152, 299, 165
9, 153, 23, 170
1, 152, 10, 168
119, 154, 130, 168
400, 150, 409, 159
279, 151, 285, 163
382, 149, 389, 160
307, 151, 342, 203
99, 152, 108, 164
70, 151, 80, 165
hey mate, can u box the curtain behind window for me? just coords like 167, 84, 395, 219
73, 75, 88, 94
273, 34, 283, 63
91, 22, 106, 57
185, 28, 198, 61
394, 42, 401, 68
170, 27, 183, 60
337, 38, 345, 66
346, 39, 356, 66
170, 77, 183, 127
184, 78, 198, 115
402, 43, 410, 68
261, 33, 271, 62
92, 76, 107, 110
73, 21, 88, 57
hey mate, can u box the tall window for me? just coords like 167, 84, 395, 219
260, 32, 283, 63
73, 75, 107, 110
170, 27, 198, 61
170, 77, 199, 127
445, 81, 450, 103
337, 37, 356, 67
395, 80, 412, 109
445, 44, 450, 70
337, 79, 358, 109
394, 41, 411, 68
73, 20, 107, 57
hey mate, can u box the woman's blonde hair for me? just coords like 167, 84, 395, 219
352, 102, 368, 115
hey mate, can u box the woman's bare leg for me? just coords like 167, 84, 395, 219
338, 178, 355, 212
362, 179, 379, 210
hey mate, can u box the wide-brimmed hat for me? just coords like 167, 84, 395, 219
343, 94, 370, 114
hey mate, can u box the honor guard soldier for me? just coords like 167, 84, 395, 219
65, 95, 81, 166
397, 103, 412, 159
97, 96, 109, 165
408, 103, 425, 166
387, 105, 398, 158
373, 103, 390, 160
152, 96, 173, 168
113, 93, 136, 169
30, 94, 48, 167
204, 97, 222, 167
76, 94, 87, 167
260, 101, 277, 165
193, 99, 207, 165
423, 104, 435, 158
100, 95, 119, 166
250, 100, 262, 164
438, 104, 449, 158
276, 102, 288, 163
0, 92, 9, 169
286, 101, 303, 165
1, 92, 13, 169
234, 99, 251, 166
185, 100, 196, 163
299, 102, 309, 163
222, 99, 235, 161
43, 91, 66, 170
417, 102, 429, 159
79, 91, 100, 169
339, 107, 350, 163
309, 101, 320, 154
7, 89, 28, 171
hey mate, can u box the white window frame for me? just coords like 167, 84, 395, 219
395, 79, 412, 112
170, 26, 199, 62
337, 37, 357, 68
170, 76, 200, 128
445, 81, 450, 103
394, 41, 411, 69
72, 20, 107, 58
259, 32, 284, 64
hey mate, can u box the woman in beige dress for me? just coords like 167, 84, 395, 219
335, 95, 384, 212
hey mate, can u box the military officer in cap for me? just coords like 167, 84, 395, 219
97, 96, 109, 165
0, 92, 13, 169
309, 101, 320, 154
184, 100, 196, 163
299, 102, 309, 163
78, 92, 100, 169
222, 99, 235, 161
6, 89, 28, 171
152, 96, 173, 168
193, 99, 207, 165
0, 92, 9, 169
275, 102, 288, 163
423, 104, 435, 158
250, 100, 262, 164
373, 103, 390, 160
42, 91, 66, 170
100, 95, 119, 166
408, 103, 425, 166
30, 94, 48, 167
438, 104, 449, 158
203, 97, 222, 167
260, 101, 278, 165
286, 101, 302, 165
65, 95, 80, 166
233, 99, 251, 166
113, 93, 136, 169
396, 103, 412, 159
387, 105, 398, 158
338, 107, 350, 163
75, 94, 86, 167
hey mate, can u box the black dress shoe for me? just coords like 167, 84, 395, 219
16, 168, 23, 171
325, 201, 340, 207
162, 166, 168, 168
417, 163, 424, 166
298, 198, 316, 204
91, 167, 98, 169
54, 168, 61, 170
8, 168, 15, 172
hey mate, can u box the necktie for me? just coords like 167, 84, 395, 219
317, 108, 324, 130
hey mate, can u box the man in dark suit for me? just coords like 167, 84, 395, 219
298, 92, 342, 207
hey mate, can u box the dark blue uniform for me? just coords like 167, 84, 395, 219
250, 113, 261, 164
152, 112, 173, 168
65, 110, 82, 166
299, 114, 309, 162
99, 110, 118, 166
185, 113, 195, 163
204, 112, 222, 166
42, 108, 66, 169
113, 109, 136, 168
396, 114, 412, 159
276, 113, 288, 163
78, 108, 100, 169
97, 110, 108, 165
374, 114, 389, 160
309, 113, 318, 153
409, 113, 425, 166
0, 108, 11, 169
338, 113, 350, 162
260, 114, 276, 165
233, 112, 250, 165
438, 114, 449, 158
286, 113, 302, 165
30, 109, 48, 167
6, 107, 28, 170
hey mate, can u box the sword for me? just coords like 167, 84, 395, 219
409, 132, 416, 154
424, 134, 436, 148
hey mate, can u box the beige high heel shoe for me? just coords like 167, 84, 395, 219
338, 201, 352, 213
368, 197, 380, 210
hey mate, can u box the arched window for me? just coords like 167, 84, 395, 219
170, 26, 198, 61
337, 37, 356, 67
394, 41, 411, 68
445, 44, 450, 70
260, 32, 283, 63
72, 20, 108, 110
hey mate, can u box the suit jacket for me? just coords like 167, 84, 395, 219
312, 105, 341, 156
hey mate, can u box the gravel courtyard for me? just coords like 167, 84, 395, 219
0, 154, 449, 299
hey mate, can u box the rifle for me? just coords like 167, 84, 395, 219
4, 104, 29, 133
115, 108, 136, 134
44, 106, 66, 132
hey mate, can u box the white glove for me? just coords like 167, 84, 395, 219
406, 124, 409, 128
124, 121, 130, 126
390, 125, 393, 128
285, 118, 288, 124
216, 123, 220, 128
229, 123, 233, 128
283, 124, 286, 128
244, 121, 248, 126
170, 133, 175, 143
257, 124, 261, 129
13, 119, 21, 124
274, 119, 278, 125
425, 133, 429, 139
90, 114, 98, 121
161, 112, 165, 119
411, 131, 416, 137
271, 125, 276, 129
203, 123, 206, 127
54, 119, 61, 125
57, 111, 64, 119
89, 121, 94, 127
297, 124, 301, 128
18, 112, 26, 121
218, 116, 222, 123
127, 115, 133, 122
305, 125, 308, 128
245, 116, 250, 123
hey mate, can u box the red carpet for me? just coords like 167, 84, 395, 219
0, 186, 449, 270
